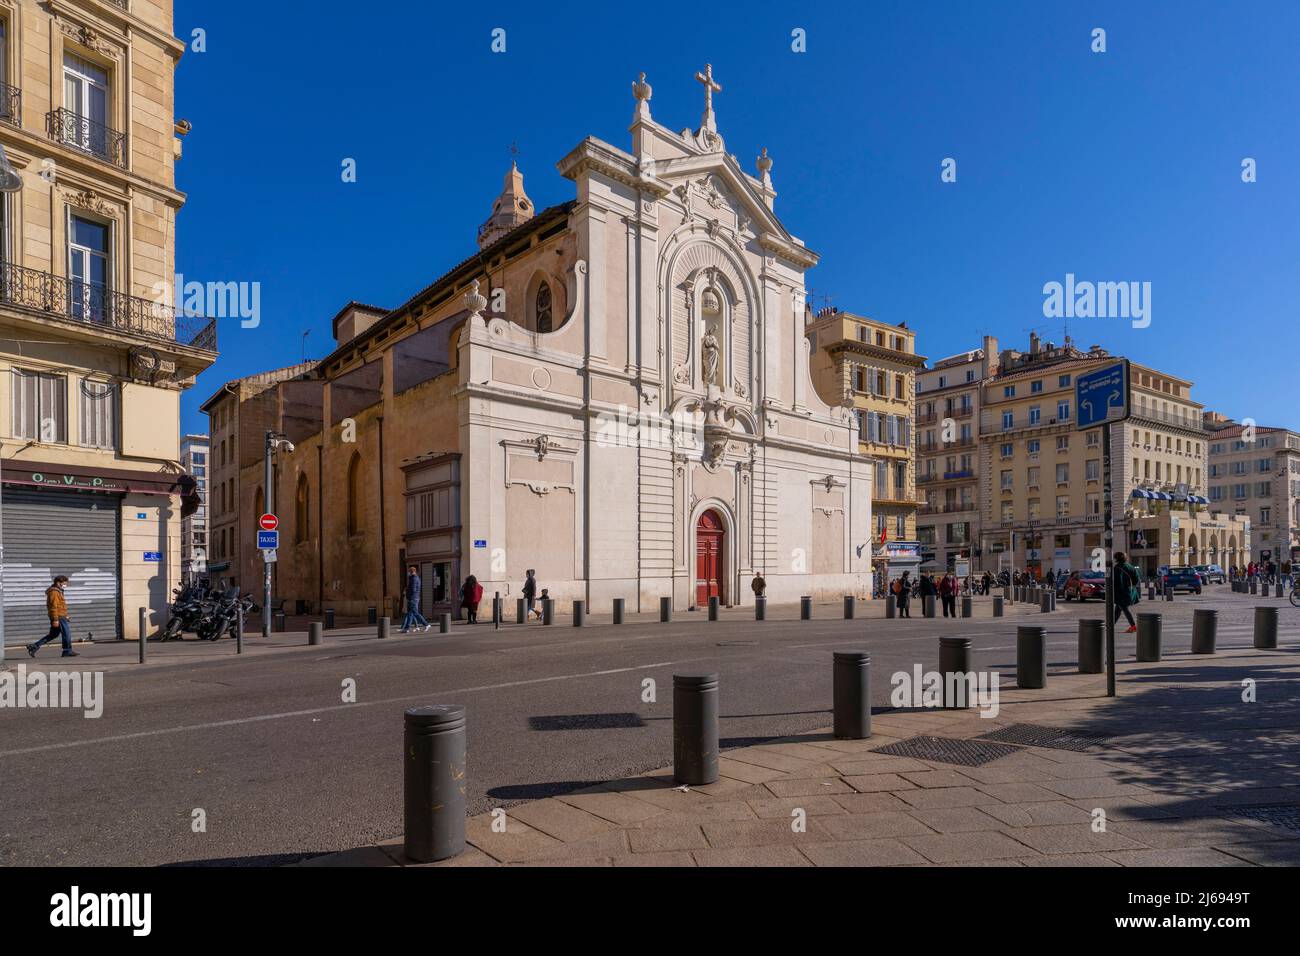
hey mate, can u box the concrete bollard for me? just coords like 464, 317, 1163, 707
309, 622, 323, 645
572, 600, 585, 627
542, 599, 554, 626
833, 651, 872, 739
885, 594, 896, 619
923, 595, 936, 619
1136, 613, 1162, 661
613, 598, 625, 625
403, 704, 466, 863
844, 595, 856, 620
961, 596, 972, 618
1254, 606, 1278, 649
673, 673, 719, 786
378, 616, 391, 640
709, 596, 720, 622
138, 608, 147, 663
324, 608, 335, 630
1192, 609, 1217, 654
274, 610, 286, 633
439, 612, 451, 634
1017, 625, 1047, 689
368, 606, 377, 625
800, 596, 812, 620
993, 596, 1004, 617
755, 596, 766, 621
660, 596, 672, 623
1078, 619, 1104, 674
517, 598, 527, 624
939, 636, 973, 708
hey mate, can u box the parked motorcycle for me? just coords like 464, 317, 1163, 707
156, 581, 213, 641
196, 588, 259, 642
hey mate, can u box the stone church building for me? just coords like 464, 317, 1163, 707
240, 67, 872, 617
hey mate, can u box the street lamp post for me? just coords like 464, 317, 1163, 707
263, 430, 294, 637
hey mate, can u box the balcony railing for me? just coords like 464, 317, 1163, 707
0, 83, 20, 127
0, 260, 216, 352
46, 108, 127, 169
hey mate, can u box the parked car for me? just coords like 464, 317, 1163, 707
1163, 566, 1203, 594
1063, 570, 1107, 601
1195, 564, 1226, 585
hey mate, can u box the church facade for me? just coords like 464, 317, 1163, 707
237, 67, 872, 616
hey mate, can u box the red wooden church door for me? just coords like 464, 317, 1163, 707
695, 510, 725, 606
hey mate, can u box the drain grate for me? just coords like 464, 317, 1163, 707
1229, 804, 1300, 831
976, 723, 1111, 753
871, 735, 1020, 767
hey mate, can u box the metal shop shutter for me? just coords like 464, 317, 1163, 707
2, 488, 121, 643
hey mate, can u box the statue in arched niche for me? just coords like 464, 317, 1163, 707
701, 325, 720, 386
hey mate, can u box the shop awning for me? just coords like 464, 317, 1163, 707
1130, 488, 1209, 505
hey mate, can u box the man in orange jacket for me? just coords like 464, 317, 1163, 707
27, 574, 78, 658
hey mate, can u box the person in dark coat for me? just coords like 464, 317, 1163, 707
939, 572, 958, 617
461, 574, 483, 624
1111, 552, 1139, 632
401, 566, 430, 633
523, 569, 540, 621
893, 572, 912, 618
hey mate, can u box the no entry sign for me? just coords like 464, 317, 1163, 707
259, 513, 279, 531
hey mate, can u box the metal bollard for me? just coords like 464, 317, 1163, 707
1276, 582, 1284, 598
844, 595, 856, 619
378, 616, 391, 640
673, 673, 719, 786
138, 607, 147, 663
1136, 613, 1162, 661
1165, 586, 1174, 602
542, 599, 554, 626
613, 597, 625, 625
1254, 606, 1278, 649
573, 600, 585, 627
939, 637, 972, 708
885, 594, 896, 619
1192, 609, 1217, 654
833, 651, 872, 739
309, 622, 323, 645
274, 610, 286, 633
1017, 625, 1047, 689
1078, 619, 1104, 674
1003, 585, 1012, 602
1148, 584, 1155, 601
517, 598, 526, 624
237, 604, 244, 655
1050, 591, 1057, 611
755, 596, 767, 621
439, 612, 451, 634
493, 593, 502, 629
923, 595, 936, 619
660, 596, 672, 623
1040, 592, 1051, 614
324, 608, 335, 630
1250, 579, 1258, 595
993, 596, 1004, 617
403, 705, 466, 863
368, 606, 377, 625
709, 596, 719, 621
800, 596, 812, 620
961, 596, 972, 618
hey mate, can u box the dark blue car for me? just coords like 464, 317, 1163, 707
1163, 566, 1203, 594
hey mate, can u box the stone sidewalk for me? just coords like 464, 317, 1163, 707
304, 641, 1300, 867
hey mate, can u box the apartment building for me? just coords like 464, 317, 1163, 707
198, 362, 319, 591
808, 308, 925, 582
0, 0, 214, 647
980, 334, 1248, 578
179, 432, 207, 582
1205, 415, 1300, 567
915, 337, 997, 572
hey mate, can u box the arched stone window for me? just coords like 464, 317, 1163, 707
295, 473, 309, 543
535, 281, 553, 333
347, 453, 363, 535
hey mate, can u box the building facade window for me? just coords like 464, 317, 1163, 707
78, 379, 116, 449
11, 369, 67, 443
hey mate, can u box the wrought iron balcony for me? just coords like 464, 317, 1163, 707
0, 260, 216, 352
46, 108, 127, 168
0, 83, 20, 127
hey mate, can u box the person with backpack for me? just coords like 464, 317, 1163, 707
1112, 551, 1139, 633
892, 572, 912, 618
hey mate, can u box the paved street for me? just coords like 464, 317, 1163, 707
1, 587, 1295, 866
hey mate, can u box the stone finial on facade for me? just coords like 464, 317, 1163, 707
633, 71, 653, 119
757, 147, 773, 189
463, 279, 488, 327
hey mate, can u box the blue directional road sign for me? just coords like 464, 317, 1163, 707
257, 530, 279, 550
1075, 359, 1130, 431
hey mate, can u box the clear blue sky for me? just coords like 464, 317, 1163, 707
174, 0, 1298, 435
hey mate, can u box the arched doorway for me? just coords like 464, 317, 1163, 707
695, 509, 726, 606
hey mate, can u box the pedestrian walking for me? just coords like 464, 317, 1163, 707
523, 569, 541, 620
461, 574, 483, 624
1111, 551, 1140, 633
400, 565, 431, 632
940, 572, 958, 617
27, 575, 78, 658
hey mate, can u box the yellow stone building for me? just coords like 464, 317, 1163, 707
808, 308, 925, 582
0, 0, 212, 648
